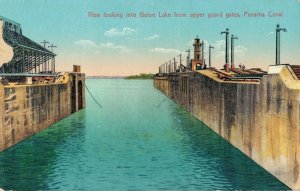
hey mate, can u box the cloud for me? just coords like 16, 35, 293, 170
213, 40, 225, 49
186, 40, 194, 47
235, 45, 248, 57
144, 34, 159, 40
74, 40, 130, 53
202, 40, 209, 49
74, 40, 98, 48
104, 27, 136, 37
268, 31, 274, 36
199, 40, 225, 58
100, 42, 130, 53
149, 48, 180, 54
208, 40, 247, 58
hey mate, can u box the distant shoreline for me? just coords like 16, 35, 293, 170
86, 76, 125, 79
87, 73, 154, 80
124, 73, 154, 79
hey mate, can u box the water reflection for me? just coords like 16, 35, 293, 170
0, 110, 86, 190
0, 79, 289, 190
169, 105, 288, 190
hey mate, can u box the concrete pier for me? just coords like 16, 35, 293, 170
0, 72, 85, 152
154, 64, 300, 190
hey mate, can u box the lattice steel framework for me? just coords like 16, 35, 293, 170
0, 27, 56, 74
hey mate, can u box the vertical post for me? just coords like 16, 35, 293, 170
173, 57, 176, 73
22, 47, 25, 73
52, 56, 55, 73
231, 35, 238, 69
177, 54, 182, 72
43, 54, 45, 73
38, 53, 41, 73
47, 58, 49, 73
48, 44, 57, 73
201, 41, 204, 66
209, 45, 214, 68
276, 25, 279, 65
226, 31, 229, 64
30, 50, 33, 73
276, 24, 287, 65
165, 62, 167, 74
221, 28, 229, 71
185, 49, 190, 68
35, 52, 37, 73
179, 54, 182, 66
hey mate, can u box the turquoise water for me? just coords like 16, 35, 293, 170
0, 79, 289, 190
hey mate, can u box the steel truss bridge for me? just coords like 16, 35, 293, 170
0, 27, 56, 75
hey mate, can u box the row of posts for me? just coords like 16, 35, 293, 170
159, 24, 287, 74
159, 44, 215, 74
220, 28, 238, 70
220, 24, 286, 70
159, 57, 179, 74
40, 40, 57, 74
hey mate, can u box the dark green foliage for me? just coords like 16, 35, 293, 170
125, 73, 154, 79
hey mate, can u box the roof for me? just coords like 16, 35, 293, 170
3, 27, 54, 55
0, 15, 21, 27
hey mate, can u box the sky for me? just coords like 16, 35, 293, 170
0, 0, 299, 76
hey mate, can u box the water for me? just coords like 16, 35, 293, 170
0, 79, 289, 190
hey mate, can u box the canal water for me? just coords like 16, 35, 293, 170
0, 79, 289, 190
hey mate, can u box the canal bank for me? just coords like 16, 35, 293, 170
0, 72, 85, 152
0, 79, 288, 190
154, 64, 300, 190
0, 16, 86, 152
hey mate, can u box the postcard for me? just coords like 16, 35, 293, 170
0, 0, 299, 190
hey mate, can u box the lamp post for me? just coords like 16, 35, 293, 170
276, 24, 287, 65
185, 49, 190, 68
221, 28, 229, 71
173, 57, 176, 73
231, 35, 238, 69
209, 45, 214, 68
201, 40, 204, 67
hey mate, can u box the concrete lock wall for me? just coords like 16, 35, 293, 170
0, 73, 85, 152
154, 65, 300, 190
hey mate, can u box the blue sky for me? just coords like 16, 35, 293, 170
0, 0, 299, 75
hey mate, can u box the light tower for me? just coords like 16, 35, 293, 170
221, 28, 229, 71
193, 36, 201, 60
191, 36, 202, 70
231, 35, 238, 69
209, 45, 214, 68
275, 24, 287, 65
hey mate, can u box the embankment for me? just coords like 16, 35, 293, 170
0, 73, 85, 152
154, 65, 300, 190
